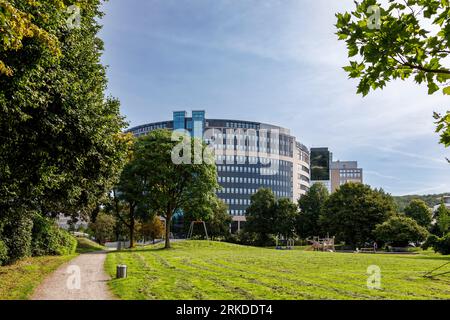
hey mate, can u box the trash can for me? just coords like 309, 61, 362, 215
116, 264, 127, 279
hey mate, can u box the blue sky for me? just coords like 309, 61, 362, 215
98, 0, 449, 196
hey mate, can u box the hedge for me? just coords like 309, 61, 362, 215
31, 215, 77, 256
0, 240, 8, 266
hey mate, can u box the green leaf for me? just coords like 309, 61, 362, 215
443, 86, 450, 95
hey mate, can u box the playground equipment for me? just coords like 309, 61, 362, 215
187, 220, 209, 240
276, 236, 295, 250
307, 236, 335, 252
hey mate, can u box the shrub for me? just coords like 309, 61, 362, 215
2, 213, 33, 264
0, 240, 8, 266
375, 215, 429, 247
31, 215, 77, 256
423, 233, 450, 255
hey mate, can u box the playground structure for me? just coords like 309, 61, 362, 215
187, 221, 209, 240
307, 236, 335, 252
275, 236, 295, 250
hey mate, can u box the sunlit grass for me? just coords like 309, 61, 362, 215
105, 241, 450, 300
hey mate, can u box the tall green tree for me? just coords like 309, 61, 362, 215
336, 0, 450, 146
205, 198, 232, 240
0, 0, 130, 260
404, 199, 433, 228
245, 188, 278, 246
321, 183, 396, 247
436, 202, 450, 235
126, 130, 218, 249
297, 183, 329, 238
274, 198, 298, 240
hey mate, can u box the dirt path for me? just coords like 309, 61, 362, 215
32, 251, 115, 300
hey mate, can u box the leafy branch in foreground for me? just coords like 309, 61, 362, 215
336, 0, 450, 146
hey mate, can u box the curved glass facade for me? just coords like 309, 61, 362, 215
127, 111, 311, 226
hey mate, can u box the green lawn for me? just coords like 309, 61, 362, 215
105, 240, 450, 300
76, 237, 106, 253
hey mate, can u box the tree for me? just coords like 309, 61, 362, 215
321, 183, 396, 247
122, 130, 218, 249
297, 183, 329, 238
245, 188, 278, 246
336, 0, 450, 146
423, 233, 450, 255
205, 198, 232, 240
139, 216, 165, 244
436, 202, 450, 236
404, 199, 433, 228
89, 213, 115, 245
0, 0, 130, 259
375, 215, 428, 247
274, 198, 298, 240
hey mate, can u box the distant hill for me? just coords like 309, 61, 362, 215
393, 193, 449, 211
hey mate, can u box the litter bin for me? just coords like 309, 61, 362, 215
116, 265, 127, 279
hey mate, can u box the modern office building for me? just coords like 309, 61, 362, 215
330, 160, 363, 192
310, 147, 333, 193
128, 110, 311, 232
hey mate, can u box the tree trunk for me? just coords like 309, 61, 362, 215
129, 207, 135, 249
165, 213, 172, 249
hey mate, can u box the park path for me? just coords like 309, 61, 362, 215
32, 251, 116, 300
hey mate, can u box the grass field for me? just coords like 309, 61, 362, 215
76, 237, 106, 253
105, 241, 450, 300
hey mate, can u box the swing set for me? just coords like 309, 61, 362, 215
187, 220, 209, 240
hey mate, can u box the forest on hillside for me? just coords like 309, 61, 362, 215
393, 193, 449, 211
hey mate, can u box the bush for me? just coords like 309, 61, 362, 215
2, 213, 33, 264
31, 215, 77, 256
423, 233, 450, 255
375, 215, 429, 247
0, 240, 8, 266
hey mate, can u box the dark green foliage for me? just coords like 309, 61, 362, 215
336, 0, 450, 146
245, 188, 278, 246
423, 233, 450, 255
435, 202, 450, 236
31, 214, 77, 256
297, 183, 329, 238
245, 188, 299, 246
0, 239, 7, 266
0, 0, 130, 242
404, 199, 433, 228
2, 212, 33, 264
321, 183, 396, 247
375, 215, 429, 247
275, 198, 298, 239
205, 198, 232, 240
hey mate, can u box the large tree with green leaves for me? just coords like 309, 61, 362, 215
125, 130, 219, 249
274, 198, 298, 240
336, 0, 450, 146
404, 199, 433, 228
296, 183, 329, 238
245, 188, 278, 246
375, 214, 429, 246
321, 183, 396, 247
0, 0, 130, 259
